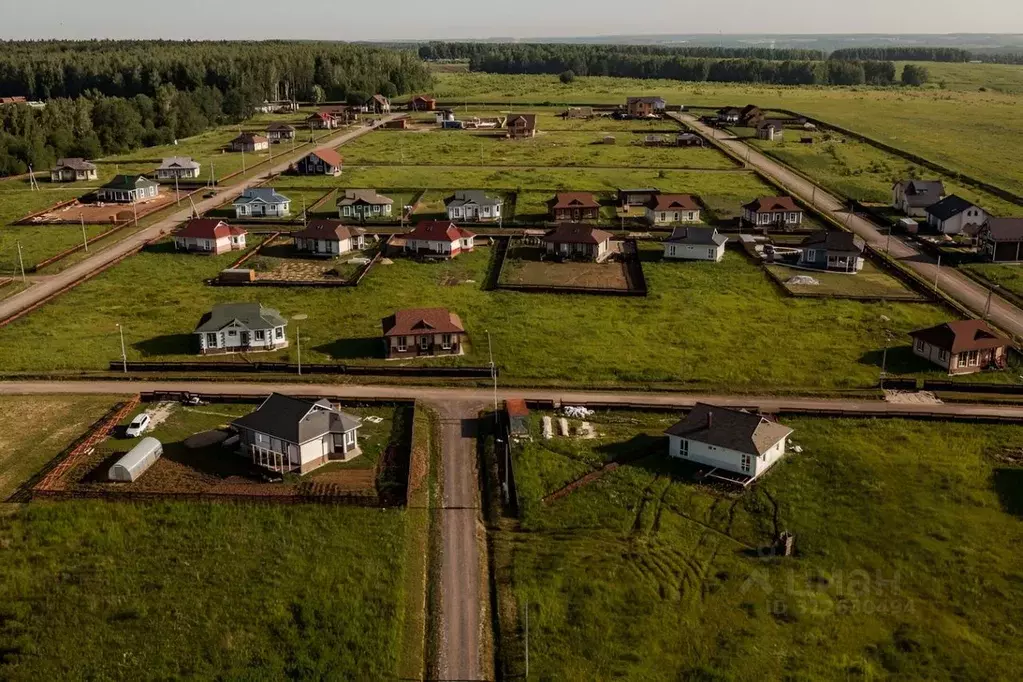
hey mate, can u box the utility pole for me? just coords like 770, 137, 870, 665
132, 200, 138, 227
524, 601, 530, 680
116, 323, 127, 373
242, 148, 246, 173
985, 287, 994, 320
293, 314, 308, 375
934, 254, 942, 290
16, 241, 26, 282
81, 214, 89, 253
303, 196, 308, 228
175, 175, 180, 205
885, 227, 892, 256
879, 330, 890, 385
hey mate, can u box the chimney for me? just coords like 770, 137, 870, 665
706, 411, 713, 430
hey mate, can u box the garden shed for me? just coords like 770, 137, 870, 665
109, 437, 163, 482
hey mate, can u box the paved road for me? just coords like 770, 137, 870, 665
3, 380, 1023, 418
0, 118, 396, 323
675, 113, 1023, 340
433, 400, 485, 681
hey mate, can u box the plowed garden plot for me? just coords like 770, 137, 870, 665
27, 192, 184, 224
499, 243, 630, 290
246, 240, 377, 283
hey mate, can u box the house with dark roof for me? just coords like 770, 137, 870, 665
925, 195, 987, 235
716, 108, 742, 124
978, 218, 1023, 262
173, 219, 247, 255
892, 180, 945, 217
156, 157, 201, 180
742, 196, 803, 229
542, 224, 614, 262
663, 227, 727, 262
382, 308, 467, 359
292, 221, 366, 256
336, 189, 394, 220
617, 187, 659, 208
96, 175, 159, 204
266, 122, 297, 142
232, 393, 362, 474
756, 120, 784, 141
409, 95, 437, 111
366, 94, 391, 114
626, 96, 666, 117
797, 230, 865, 272
665, 403, 793, 481
229, 133, 269, 153
50, 158, 97, 183
294, 148, 343, 176
645, 194, 701, 226
506, 113, 538, 138
233, 188, 291, 219
445, 190, 503, 222
193, 302, 287, 355
739, 105, 763, 126
548, 192, 600, 222
910, 320, 1009, 375
405, 221, 475, 258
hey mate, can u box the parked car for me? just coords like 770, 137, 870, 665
125, 413, 152, 438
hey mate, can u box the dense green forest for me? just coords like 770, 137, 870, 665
0, 41, 432, 177
419, 42, 827, 62
829, 47, 971, 62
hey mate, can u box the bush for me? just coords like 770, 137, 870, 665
559, 70, 576, 84
902, 64, 930, 86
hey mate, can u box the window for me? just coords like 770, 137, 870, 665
680, 439, 689, 457
441, 334, 453, 350
419, 335, 430, 350
373, 205, 380, 214
968, 350, 979, 366
914, 339, 925, 353
206, 333, 218, 348
707, 248, 715, 259
275, 327, 284, 340
805, 249, 817, 262
254, 330, 265, 341
741, 454, 752, 473
397, 336, 407, 352
345, 430, 356, 446
668, 245, 676, 257
938, 349, 949, 362
227, 330, 237, 337
343, 206, 351, 216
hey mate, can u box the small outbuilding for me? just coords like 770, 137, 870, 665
108, 437, 163, 482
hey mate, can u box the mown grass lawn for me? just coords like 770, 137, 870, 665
499, 411, 1023, 680
767, 262, 925, 300
960, 262, 1023, 299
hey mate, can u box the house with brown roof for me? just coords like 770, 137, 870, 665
157, 157, 201, 180
292, 221, 366, 257
409, 95, 437, 111
543, 224, 614, 262
742, 196, 803, 229
267, 122, 297, 142
740, 105, 763, 126
405, 221, 476, 258
645, 194, 701, 226
617, 188, 659, 208
382, 308, 467, 359
229, 133, 269, 153
978, 218, 1023, 262
892, 179, 945, 217
50, 158, 97, 183
336, 189, 394, 220
173, 219, 247, 255
294, 148, 343, 176
307, 112, 340, 130
506, 113, 538, 138
383, 117, 411, 129
756, 120, 784, 141
366, 94, 391, 114
548, 193, 600, 222
626, 97, 666, 118
910, 320, 1009, 375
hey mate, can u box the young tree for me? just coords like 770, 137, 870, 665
902, 64, 930, 86
559, 70, 576, 84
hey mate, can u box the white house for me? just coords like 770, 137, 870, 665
96, 175, 159, 204
193, 302, 288, 355
405, 221, 475, 258
233, 188, 291, 219
173, 219, 247, 255
646, 194, 701, 226
232, 393, 362, 474
445, 190, 503, 222
50, 158, 97, 182
925, 195, 987, 235
157, 157, 201, 180
337, 189, 393, 220
665, 403, 793, 482
663, 227, 727, 262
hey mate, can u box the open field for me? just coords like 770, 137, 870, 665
897, 61, 1023, 94
499, 410, 1023, 680
960, 262, 1023, 299
767, 262, 927, 300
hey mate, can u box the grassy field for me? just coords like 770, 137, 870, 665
960, 262, 1023, 299
897, 61, 1023, 94
767, 262, 926, 300
499, 411, 1023, 680
0, 238, 963, 389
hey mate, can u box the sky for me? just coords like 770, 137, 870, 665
1, 0, 1021, 40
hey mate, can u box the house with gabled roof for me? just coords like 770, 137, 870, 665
445, 190, 503, 222
173, 219, 247, 255
267, 122, 297, 142
409, 95, 437, 111
307, 111, 339, 130
232, 393, 362, 474
618, 187, 659, 207
405, 221, 475, 258
742, 196, 803, 229
925, 195, 986, 235
233, 188, 291, 218
756, 120, 784, 141
50, 158, 97, 183
294, 148, 343, 176
337, 189, 394, 220
892, 179, 945, 217
292, 220, 366, 256
229, 133, 269, 153
193, 302, 287, 355
978, 218, 1023, 262
665, 403, 793, 483
156, 157, 201, 180
645, 194, 701, 226
663, 227, 727, 262
716, 108, 742, 124
367, 94, 391, 114
548, 192, 600, 222
506, 113, 537, 138
796, 230, 865, 272
543, 224, 613, 262
626, 97, 666, 117
910, 320, 1009, 375
97, 175, 159, 203
382, 308, 467, 359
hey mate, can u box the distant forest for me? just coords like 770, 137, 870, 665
0, 41, 432, 177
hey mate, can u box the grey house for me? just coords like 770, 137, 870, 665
892, 180, 945, 217
663, 227, 728, 262
156, 157, 201, 180
233, 188, 291, 218
50, 158, 97, 182
445, 190, 503, 222
193, 302, 288, 355
797, 231, 865, 272
96, 175, 159, 203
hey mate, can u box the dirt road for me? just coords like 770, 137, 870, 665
674, 113, 1023, 339
433, 400, 485, 681
0, 117, 396, 323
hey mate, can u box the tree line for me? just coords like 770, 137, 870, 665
829, 47, 971, 63
419, 41, 827, 62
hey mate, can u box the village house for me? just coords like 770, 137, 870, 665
307, 112, 339, 130
404, 221, 475, 258
232, 393, 362, 474
618, 187, 659, 208
626, 97, 666, 117
742, 196, 804, 229
910, 320, 1009, 375
382, 308, 467, 359
663, 227, 728, 262
233, 188, 291, 219
925, 195, 987, 235
294, 148, 343, 176
337, 189, 394, 220
193, 302, 288, 355
292, 220, 366, 257
506, 113, 538, 138
229, 133, 269, 153
96, 175, 159, 203
366, 94, 391, 114
665, 403, 793, 482
156, 157, 201, 180
173, 219, 247, 255
49, 158, 97, 182
446, 190, 503, 222
548, 192, 601, 222
716, 108, 742, 124
542, 224, 613, 262
266, 122, 297, 142
409, 95, 437, 111
740, 105, 764, 126
646, 194, 701, 226
892, 179, 946, 217
797, 230, 865, 272
756, 120, 784, 141
978, 218, 1023, 262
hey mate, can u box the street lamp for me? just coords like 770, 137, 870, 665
116, 323, 127, 373
292, 314, 308, 375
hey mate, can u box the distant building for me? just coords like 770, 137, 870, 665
646, 194, 701, 226
910, 320, 1009, 375
506, 113, 538, 138
50, 158, 97, 183
542, 224, 613, 262
925, 195, 986, 235
267, 122, 297, 142
156, 157, 201, 180
96, 175, 159, 204
292, 220, 366, 256
663, 227, 727, 262
742, 196, 803, 229
173, 219, 247, 255
548, 192, 600, 222
229, 133, 269, 153
336, 189, 394, 220
233, 188, 291, 219
409, 95, 437, 111
892, 180, 946, 218
978, 218, 1023, 262
405, 221, 475, 258
756, 120, 784, 141
382, 308, 467, 359
194, 303, 288, 355
796, 230, 865, 272
626, 97, 666, 117
366, 94, 391, 114
445, 190, 503, 222
294, 148, 343, 176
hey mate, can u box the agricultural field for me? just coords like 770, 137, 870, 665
498, 410, 1023, 680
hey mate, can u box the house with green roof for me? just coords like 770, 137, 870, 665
96, 175, 159, 203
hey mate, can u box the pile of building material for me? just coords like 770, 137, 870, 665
786, 275, 820, 286
542, 416, 553, 440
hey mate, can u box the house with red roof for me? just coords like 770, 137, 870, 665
294, 148, 343, 176
548, 192, 600, 222
909, 320, 1009, 375
404, 221, 476, 258
645, 194, 701, 226
382, 308, 467, 359
292, 221, 366, 256
542, 224, 614, 261
307, 111, 340, 129
229, 133, 269, 153
173, 219, 247, 255
741, 196, 803, 229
